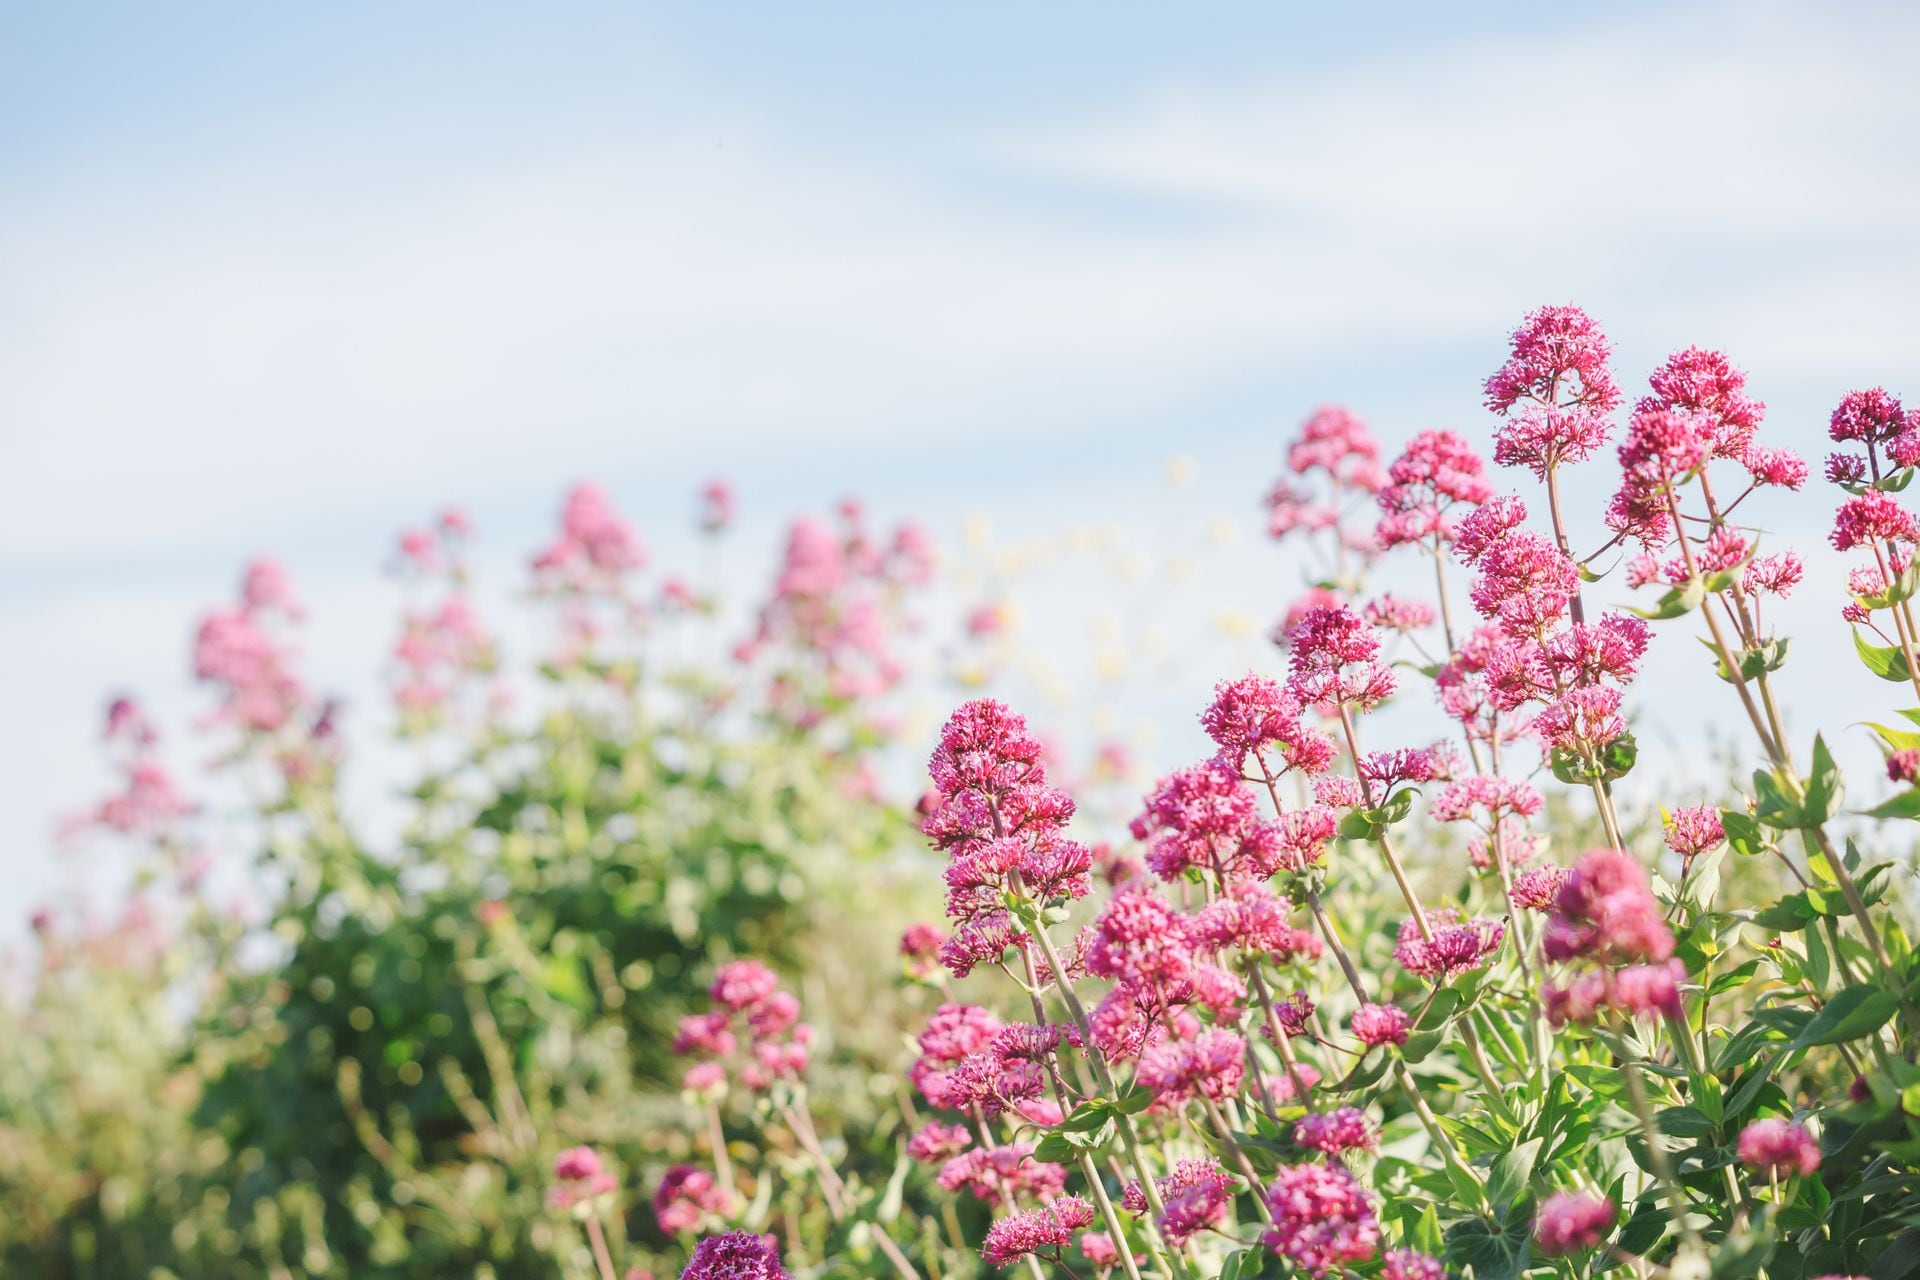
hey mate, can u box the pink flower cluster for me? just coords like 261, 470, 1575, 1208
1121, 1158, 1238, 1246
1263, 1162, 1380, 1276
738, 501, 933, 722
674, 960, 814, 1094
1484, 304, 1621, 478
1737, 1117, 1820, 1177
1376, 427, 1495, 549
653, 1164, 734, 1234
1533, 1190, 1615, 1256
923, 699, 1090, 977
547, 1145, 617, 1211
1541, 849, 1683, 1025
980, 1196, 1094, 1268
678, 1232, 791, 1280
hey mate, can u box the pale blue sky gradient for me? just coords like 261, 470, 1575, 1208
4, 2, 1919, 929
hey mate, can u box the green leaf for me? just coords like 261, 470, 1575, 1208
1060, 1100, 1114, 1133
1112, 1085, 1156, 1115
1656, 1106, 1717, 1138
1445, 1212, 1533, 1280
1863, 719, 1920, 753
1031, 1132, 1077, 1164
1720, 807, 1767, 857
1486, 1137, 1541, 1212
1854, 628, 1915, 683
1337, 810, 1381, 841
1628, 578, 1707, 620
1802, 735, 1843, 825
1791, 984, 1900, 1049
1867, 788, 1920, 820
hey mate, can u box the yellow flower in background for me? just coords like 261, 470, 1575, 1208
1165, 455, 1196, 488
1209, 517, 1239, 546
963, 511, 992, 551
1215, 610, 1256, 638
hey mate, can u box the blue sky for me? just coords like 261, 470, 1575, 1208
4, 2, 1919, 928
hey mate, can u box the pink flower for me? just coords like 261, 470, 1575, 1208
1509, 865, 1570, 912
1744, 552, 1804, 598
900, 923, 947, 978
1190, 881, 1323, 963
1889, 749, 1920, 784
1664, 806, 1724, 857
1384, 1249, 1447, 1280
1287, 406, 1382, 484
1737, 1118, 1820, 1177
1829, 387, 1909, 445
981, 1197, 1096, 1268
1272, 805, 1340, 872
1832, 490, 1916, 551
681, 1062, 727, 1097
699, 479, 736, 533
1263, 1162, 1381, 1276
675, 1011, 736, 1058
1431, 775, 1542, 827
917, 1003, 1005, 1064
653, 1165, 733, 1234
1376, 428, 1494, 548
1294, 1107, 1377, 1155
1536, 687, 1626, 759
937, 1143, 1066, 1202
679, 1232, 791, 1280
710, 961, 781, 1012
1123, 1158, 1239, 1246
1078, 1232, 1144, 1273
548, 1146, 617, 1209
1286, 606, 1396, 710
1393, 912, 1505, 981
1086, 883, 1197, 991
1640, 347, 1766, 459
1465, 526, 1578, 635
1533, 1191, 1615, 1256
1544, 849, 1673, 965
924, 698, 1072, 853
907, 1122, 974, 1164
1136, 1028, 1246, 1110
1137, 761, 1286, 883
1485, 305, 1621, 414
1351, 1003, 1410, 1047
1742, 445, 1808, 489
1200, 674, 1336, 775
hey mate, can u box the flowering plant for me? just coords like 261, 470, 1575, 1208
650, 306, 1920, 1280
9, 307, 1920, 1280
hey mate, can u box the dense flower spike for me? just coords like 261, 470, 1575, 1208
1264, 1162, 1381, 1276
548, 1146, 617, 1210
1383, 1249, 1447, 1280
1544, 849, 1674, 964
980, 1197, 1095, 1267
1286, 605, 1396, 709
1351, 1003, 1411, 1047
1533, 1192, 1615, 1256
1738, 1118, 1821, 1176
1485, 305, 1621, 478
679, 1232, 792, 1280
653, 1165, 733, 1234
1294, 1107, 1377, 1155
1376, 428, 1495, 548
1200, 673, 1336, 775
